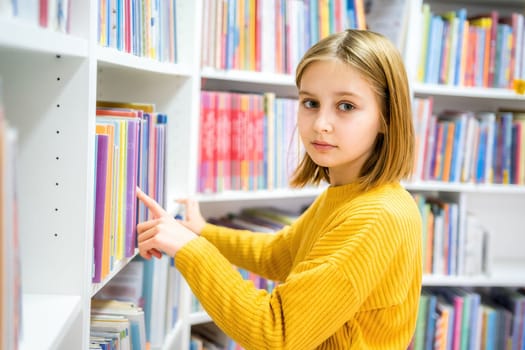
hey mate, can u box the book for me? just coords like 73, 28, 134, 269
93, 133, 109, 283
97, 108, 141, 258
90, 314, 132, 350
91, 299, 146, 350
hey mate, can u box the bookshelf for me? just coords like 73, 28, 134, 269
0, 0, 202, 349
2, 0, 525, 349
191, 0, 525, 348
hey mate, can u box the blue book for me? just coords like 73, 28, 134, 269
425, 294, 438, 350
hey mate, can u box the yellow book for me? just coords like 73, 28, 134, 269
354, 0, 367, 30
418, 4, 432, 82
248, 0, 256, 71
319, 0, 329, 39
96, 100, 156, 113
238, 0, 245, 70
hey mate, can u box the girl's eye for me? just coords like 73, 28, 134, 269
338, 102, 355, 111
302, 99, 319, 109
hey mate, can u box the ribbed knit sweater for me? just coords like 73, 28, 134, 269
175, 182, 422, 349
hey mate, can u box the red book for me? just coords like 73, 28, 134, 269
39, 0, 48, 27
199, 91, 217, 193
215, 92, 231, 191
230, 93, 242, 190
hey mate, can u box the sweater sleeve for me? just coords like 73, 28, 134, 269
175, 237, 357, 350
200, 223, 294, 282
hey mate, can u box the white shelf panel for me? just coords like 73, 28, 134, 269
97, 46, 193, 76
423, 260, 525, 287
0, 18, 87, 57
161, 319, 184, 350
20, 294, 81, 350
201, 67, 295, 86
91, 250, 139, 297
189, 311, 213, 325
404, 181, 525, 194
196, 182, 525, 201
412, 82, 524, 100
196, 186, 325, 202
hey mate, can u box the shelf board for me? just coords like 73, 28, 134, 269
0, 18, 88, 57
201, 67, 295, 86
188, 311, 213, 325
20, 294, 81, 350
412, 82, 524, 100
161, 319, 184, 350
196, 186, 325, 202
91, 250, 139, 297
196, 182, 525, 201
97, 46, 193, 76
403, 181, 525, 194
423, 259, 525, 287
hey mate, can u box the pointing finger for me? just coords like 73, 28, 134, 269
136, 187, 166, 218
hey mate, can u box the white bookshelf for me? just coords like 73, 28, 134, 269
3, 0, 525, 349
0, 0, 202, 348
0, 19, 88, 57
20, 294, 82, 350
190, 0, 525, 345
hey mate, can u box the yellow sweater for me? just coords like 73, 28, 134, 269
176, 182, 422, 349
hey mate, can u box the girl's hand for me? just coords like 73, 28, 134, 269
176, 198, 207, 235
136, 187, 198, 259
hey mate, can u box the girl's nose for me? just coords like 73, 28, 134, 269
313, 110, 333, 133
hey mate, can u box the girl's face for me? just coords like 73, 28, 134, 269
297, 59, 383, 186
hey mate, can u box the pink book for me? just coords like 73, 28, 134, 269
216, 92, 232, 191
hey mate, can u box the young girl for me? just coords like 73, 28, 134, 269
137, 29, 422, 349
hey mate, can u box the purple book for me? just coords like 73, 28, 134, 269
93, 134, 109, 283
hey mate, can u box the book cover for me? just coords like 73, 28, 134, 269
93, 133, 109, 283
95, 123, 115, 278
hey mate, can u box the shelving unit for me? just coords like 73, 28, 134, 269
0, 0, 203, 348
2, 0, 525, 349
189, 0, 525, 348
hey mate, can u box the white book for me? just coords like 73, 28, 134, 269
16, 0, 39, 25
260, 0, 275, 73
150, 254, 169, 347
0, 0, 13, 17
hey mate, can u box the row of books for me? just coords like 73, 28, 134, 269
191, 206, 295, 312
90, 299, 146, 350
198, 90, 302, 194
408, 287, 525, 350
417, 5, 525, 89
0, 82, 22, 350
98, 0, 178, 63
192, 206, 301, 350
94, 255, 181, 349
0, 0, 70, 33
200, 0, 366, 75
92, 101, 167, 283
413, 97, 525, 185
191, 322, 230, 350
414, 194, 490, 277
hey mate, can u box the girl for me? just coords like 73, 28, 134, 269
137, 29, 422, 349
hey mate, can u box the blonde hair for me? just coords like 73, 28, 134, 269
289, 29, 414, 191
